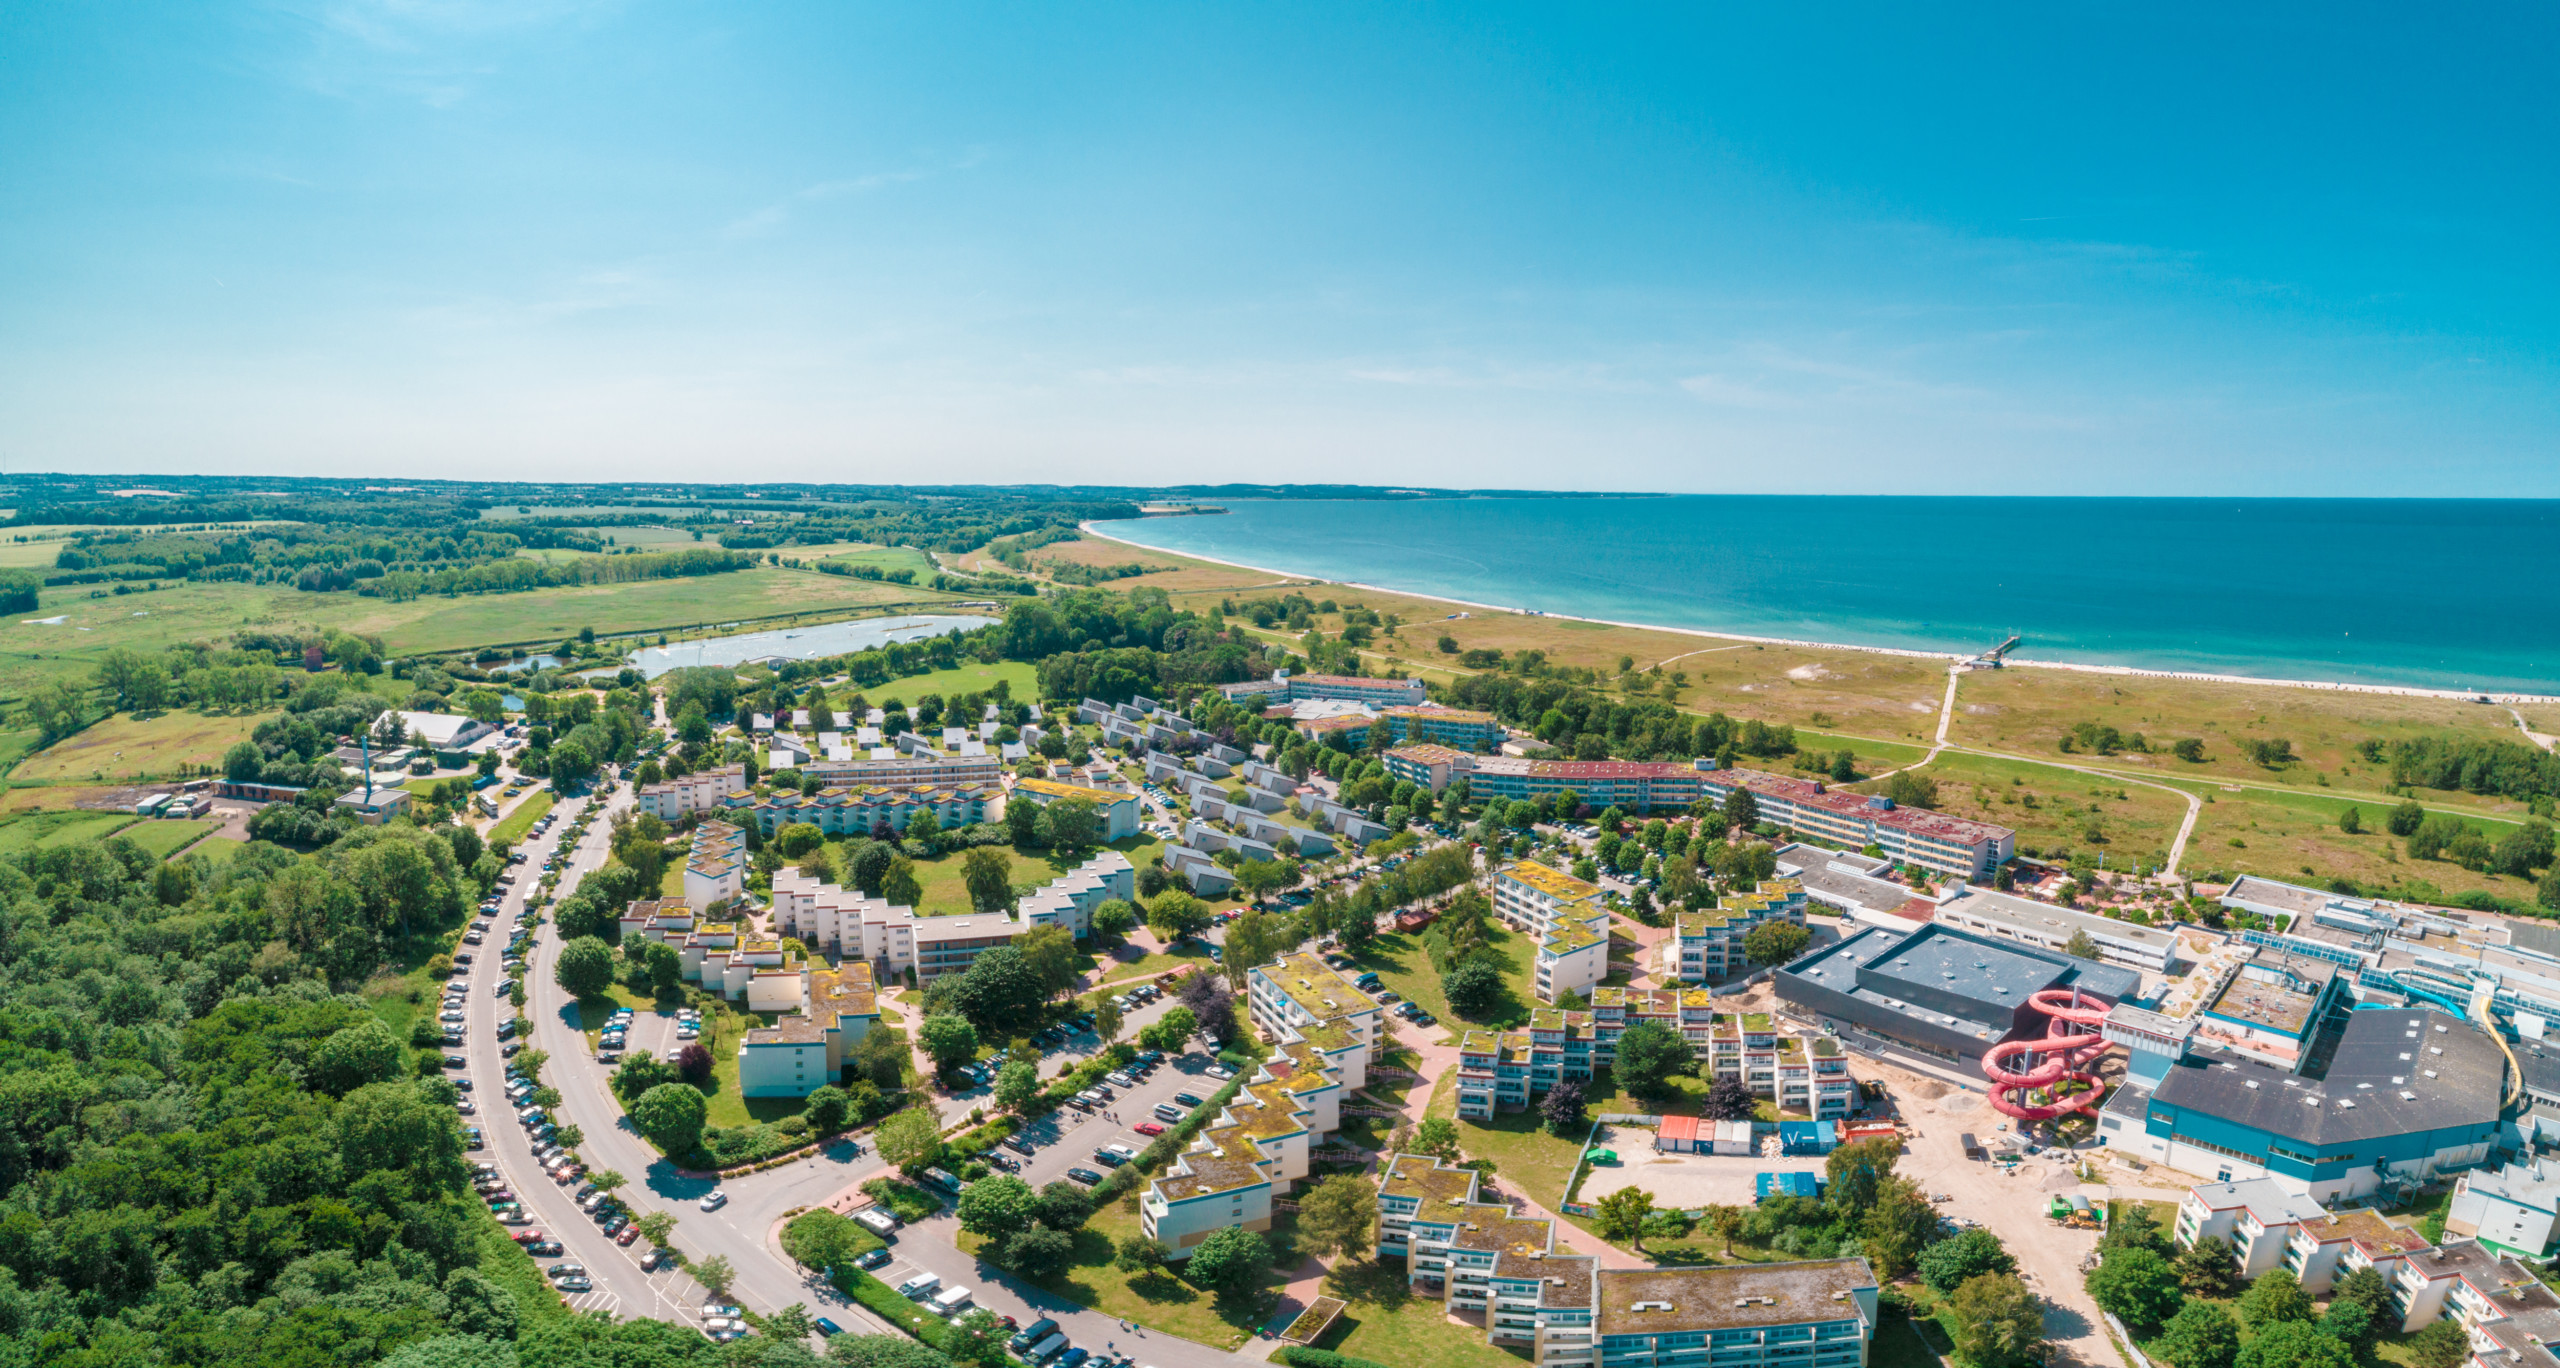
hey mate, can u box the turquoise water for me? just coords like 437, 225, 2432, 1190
1092, 497, 2560, 694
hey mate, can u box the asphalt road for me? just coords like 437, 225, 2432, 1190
460, 785, 706, 1325
502, 782, 1249, 1363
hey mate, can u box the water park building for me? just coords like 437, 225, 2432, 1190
1775, 922, 2139, 1071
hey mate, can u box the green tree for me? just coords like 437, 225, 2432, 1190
2088, 1247, 2184, 1329
963, 847, 1017, 914
920, 1014, 981, 1076
1015, 923, 1078, 1000
2237, 1267, 2313, 1327
1824, 1136, 1901, 1218
1415, 1116, 1459, 1156
2104, 1200, 2167, 1254
2235, 1321, 2355, 1368
876, 1105, 945, 1171
2157, 1302, 2242, 1368
1742, 920, 1812, 966
944, 1307, 1011, 1364
1005, 796, 1041, 846
2407, 1319, 2472, 1368
804, 1084, 852, 1133
1183, 1225, 1271, 1296
828, 1337, 957, 1368
632, 1082, 709, 1153
1002, 1226, 1076, 1282
312, 1019, 406, 1096
638, 1210, 678, 1248
881, 855, 924, 907
2388, 798, 2427, 836
1861, 1177, 1941, 1279
2175, 1234, 2242, 1296
2330, 1265, 2392, 1320
1611, 1021, 1693, 1098
956, 1174, 1040, 1241
1443, 959, 1506, 1017
994, 1060, 1041, 1114
1140, 1004, 1198, 1052
1147, 888, 1211, 941
1721, 787, 1760, 835
1593, 1186, 1655, 1250
1950, 1273, 2046, 1368
2337, 806, 2363, 835
1297, 1174, 1379, 1261
554, 935, 615, 998
1089, 898, 1137, 945
2063, 929, 2104, 960
1041, 798, 1098, 852
1115, 1233, 1170, 1276
1093, 996, 1125, 1047
691, 1253, 736, 1301
1034, 1181, 1095, 1231
1918, 1227, 2018, 1293
854, 1025, 908, 1090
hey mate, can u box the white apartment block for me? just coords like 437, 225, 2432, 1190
2175, 1178, 2332, 1278
1378, 1152, 1878, 1367
1144, 953, 1385, 1258
636, 765, 749, 821
682, 820, 747, 907
1491, 861, 1617, 1004
767, 850, 1134, 982
2447, 1161, 2560, 1260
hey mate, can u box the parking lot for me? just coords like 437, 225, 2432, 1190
1573, 1125, 1828, 1209
994, 1043, 1239, 1191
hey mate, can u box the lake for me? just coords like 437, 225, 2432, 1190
624, 614, 999, 678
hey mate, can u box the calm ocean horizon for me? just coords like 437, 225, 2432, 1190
1090, 496, 2560, 694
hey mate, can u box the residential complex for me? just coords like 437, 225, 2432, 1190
1490, 861, 1613, 1003
1378, 1152, 1878, 1367
2447, 1161, 2560, 1259
764, 850, 1135, 981
1693, 766, 2016, 879
1140, 952, 1389, 1258
612, 895, 806, 1009
1218, 670, 1428, 708
737, 960, 883, 1098
725, 783, 994, 839
1457, 997, 1855, 1122
1010, 776, 1143, 841
1386, 748, 1712, 813
1661, 878, 1810, 983
793, 752, 1005, 789
636, 764, 748, 820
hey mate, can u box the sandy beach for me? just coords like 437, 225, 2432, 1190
1082, 521, 2560, 707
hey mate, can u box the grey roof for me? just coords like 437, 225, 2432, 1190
1935, 886, 2177, 952
1861, 924, 2141, 1007
2516, 1040, 2560, 1101
2152, 1006, 2505, 1146
2514, 923, 2560, 958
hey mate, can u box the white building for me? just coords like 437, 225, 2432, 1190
767, 850, 1134, 980
1930, 885, 2177, 973
637, 765, 750, 821
2448, 1161, 2560, 1260
2175, 1178, 2331, 1278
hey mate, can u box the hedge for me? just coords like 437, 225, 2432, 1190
1276, 1350, 1395, 1368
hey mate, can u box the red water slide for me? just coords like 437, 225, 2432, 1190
1982, 988, 2114, 1120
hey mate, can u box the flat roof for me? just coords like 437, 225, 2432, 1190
1936, 887, 2176, 950
1595, 1260, 1875, 1335
2152, 1006, 2504, 1146
1502, 860, 1601, 903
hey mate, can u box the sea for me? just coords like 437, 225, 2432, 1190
1089, 497, 2560, 695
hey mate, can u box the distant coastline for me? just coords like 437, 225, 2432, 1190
1081, 520, 2560, 706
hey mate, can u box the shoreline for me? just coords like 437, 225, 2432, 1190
1081, 521, 2560, 706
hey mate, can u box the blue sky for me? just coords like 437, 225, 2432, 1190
1, 2, 2554, 494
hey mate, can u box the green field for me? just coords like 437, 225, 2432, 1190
852, 659, 1039, 709
815, 544, 936, 578
488, 790, 556, 847
12, 709, 275, 784
0, 809, 139, 852
117, 818, 218, 858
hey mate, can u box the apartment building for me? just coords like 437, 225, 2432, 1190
683, 819, 747, 906
1384, 747, 1711, 813
1381, 707, 1502, 749
738, 961, 882, 1097
1663, 879, 1811, 983
2387, 1238, 2560, 1368
1692, 767, 2015, 880
764, 850, 1133, 980
1492, 861, 1617, 1004
1011, 776, 1143, 841
796, 752, 1004, 789
2447, 1161, 2560, 1259
1377, 1153, 1878, 1367
1143, 952, 1386, 1257
636, 764, 749, 821
1456, 995, 1854, 1121
1218, 670, 1429, 708
728, 784, 993, 839
2174, 1179, 2331, 1278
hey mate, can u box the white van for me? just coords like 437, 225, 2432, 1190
929, 1286, 973, 1317
896, 1273, 941, 1301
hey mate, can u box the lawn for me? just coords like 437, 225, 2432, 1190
489, 789, 556, 847
11, 708, 273, 784
1314, 1258, 1531, 1368
117, 818, 218, 858
852, 658, 1039, 709
852, 835, 1165, 919
1877, 749, 2196, 874
957, 1192, 1296, 1350
0, 809, 139, 853
1351, 923, 1539, 1036
1096, 946, 1217, 987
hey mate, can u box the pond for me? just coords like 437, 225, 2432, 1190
488, 654, 564, 674
624, 614, 999, 678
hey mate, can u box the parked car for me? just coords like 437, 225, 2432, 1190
1066, 1167, 1106, 1185
1134, 1121, 1165, 1136
699, 1189, 728, 1211
856, 1248, 893, 1270
1001, 1136, 1036, 1156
